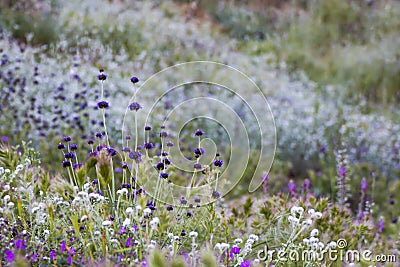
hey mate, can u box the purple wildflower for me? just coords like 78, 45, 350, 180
360, 177, 368, 193
338, 165, 346, 178
129, 102, 142, 111
288, 180, 297, 197
231, 246, 241, 254
377, 218, 385, 233
97, 101, 109, 109
194, 129, 204, 136
50, 250, 56, 260
240, 260, 250, 267
15, 239, 26, 249
5, 249, 15, 262
130, 76, 139, 84
60, 241, 66, 253
213, 159, 223, 167
1, 136, 9, 142
126, 237, 133, 247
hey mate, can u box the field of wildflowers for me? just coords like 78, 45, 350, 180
0, 0, 399, 266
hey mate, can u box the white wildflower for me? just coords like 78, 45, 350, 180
102, 220, 112, 227
125, 207, 134, 214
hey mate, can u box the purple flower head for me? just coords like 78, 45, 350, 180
62, 161, 71, 168
360, 177, 368, 193
97, 101, 109, 109
338, 165, 346, 178
160, 172, 169, 179
1, 136, 9, 142
119, 227, 126, 235
108, 148, 118, 157
194, 129, 205, 136
50, 250, 56, 260
159, 131, 168, 138
98, 72, 107, 81
130, 76, 139, 84
155, 162, 165, 170
64, 152, 76, 159
57, 143, 66, 150
213, 159, 223, 168
303, 178, 311, 192
166, 141, 174, 147
129, 151, 142, 163
288, 180, 296, 197
129, 102, 142, 111
115, 167, 122, 173
15, 239, 26, 249
70, 143, 78, 151
63, 136, 72, 142
125, 237, 133, 247
231, 246, 241, 254
60, 241, 66, 253
377, 218, 385, 233
5, 249, 15, 262
145, 125, 152, 131
212, 190, 221, 199
95, 132, 103, 138
240, 260, 250, 267
144, 142, 154, 150
193, 163, 202, 169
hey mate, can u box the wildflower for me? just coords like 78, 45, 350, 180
193, 163, 202, 169
143, 208, 152, 216
95, 132, 103, 138
126, 237, 133, 247
97, 101, 109, 109
377, 218, 385, 233
150, 217, 160, 230
126, 207, 134, 214
50, 250, 56, 260
189, 231, 198, 238
129, 102, 142, 111
5, 249, 15, 262
213, 159, 223, 167
130, 76, 139, 84
63, 136, 72, 142
288, 180, 297, 196
62, 161, 71, 168
212, 191, 221, 198
129, 151, 142, 162
155, 162, 164, 170
240, 260, 250, 267
123, 218, 131, 227
234, 238, 243, 244
102, 220, 112, 227
166, 141, 174, 147
15, 239, 26, 249
58, 143, 66, 150
98, 71, 107, 81
144, 142, 154, 150
310, 229, 319, 237
160, 172, 169, 179
290, 206, 304, 217
231, 246, 241, 254
288, 215, 300, 226
64, 152, 75, 159
70, 143, 78, 150
166, 205, 173, 211
160, 131, 168, 138
360, 177, 368, 193
194, 129, 204, 136
145, 125, 152, 131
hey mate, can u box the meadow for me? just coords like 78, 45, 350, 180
0, 0, 399, 266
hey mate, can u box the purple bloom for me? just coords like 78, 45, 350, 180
166, 141, 174, 147
129, 151, 142, 163
119, 227, 126, 235
288, 180, 297, 197
338, 165, 346, 178
1, 136, 9, 142
144, 142, 154, 150
68, 254, 72, 265
213, 159, 223, 168
15, 239, 26, 249
97, 101, 109, 109
98, 73, 107, 81
240, 260, 250, 267
61, 241, 66, 253
5, 249, 15, 262
194, 129, 205, 136
160, 172, 169, 179
57, 142, 66, 150
360, 177, 368, 193
130, 76, 139, 84
70, 143, 78, 150
231, 246, 241, 254
129, 102, 142, 111
63, 136, 72, 142
145, 125, 152, 131
193, 163, 202, 169
155, 162, 165, 170
125, 237, 133, 247
50, 250, 56, 260
377, 219, 385, 233
303, 178, 311, 192
62, 161, 71, 168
